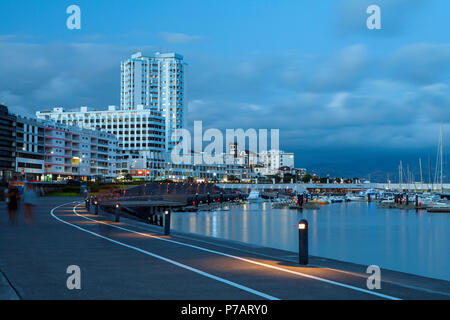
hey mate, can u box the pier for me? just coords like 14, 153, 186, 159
218, 183, 450, 192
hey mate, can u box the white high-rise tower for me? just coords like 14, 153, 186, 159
121, 51, 185, 151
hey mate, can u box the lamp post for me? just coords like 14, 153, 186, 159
94, 199, 99, 215
115, 203, 120, 222
298, 219, 309, 265
164, 209, 171, 235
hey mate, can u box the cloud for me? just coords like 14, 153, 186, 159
159, 32, 207, 44
183, 43, 450, 175
388, 43, 450, 84
1, 35, 449, 178
0, 39, 138, 115
327, 92, 349, 109
310, 45, 368, 91
32, 76, 85, 101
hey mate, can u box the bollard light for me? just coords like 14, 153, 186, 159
298, 219, 309, 265
115, 203, 120, 222
164, 209, 171, 235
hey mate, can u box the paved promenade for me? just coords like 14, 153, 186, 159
0, 197, 449, 300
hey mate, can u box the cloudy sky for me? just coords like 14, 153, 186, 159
1, 0, 449, 181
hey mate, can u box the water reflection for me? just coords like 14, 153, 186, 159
172, 202, 450, 281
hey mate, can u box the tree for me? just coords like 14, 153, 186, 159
266, 175, 281, 183
209, 176, 220, 183
186, 176, 194, 183
227, 175, 241, 183
301, 174, 313, 183
283, 173, 296, 183
319, 177, 328, 184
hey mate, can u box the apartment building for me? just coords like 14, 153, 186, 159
12, 114, 120, 182
43, 121, 119, 181
36, 105, 166, 156
121, 150, 250, 182
15, 116, 45, 181
259, 150, 295, 175
0, 105, 16, 183
121, 51, 185, 151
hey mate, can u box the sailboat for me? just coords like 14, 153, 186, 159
434, 123, 445, 192
247, 189, 264, 203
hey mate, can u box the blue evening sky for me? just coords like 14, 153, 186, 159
1, 0, 450, 180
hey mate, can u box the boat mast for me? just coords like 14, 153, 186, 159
440, 123, 444, 192
434, 123, 444, 192
419, 157, 423, 188
406, 163, 410, 191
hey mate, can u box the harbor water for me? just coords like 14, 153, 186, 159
171, 202, 450, 281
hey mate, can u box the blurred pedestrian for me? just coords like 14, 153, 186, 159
5, 183, 20, 225
23, 183, 38, 225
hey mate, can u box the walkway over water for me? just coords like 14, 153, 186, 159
218, 183, 450, 192
0, 197, 449, 300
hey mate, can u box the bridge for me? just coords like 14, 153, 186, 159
1, 196, 449, 300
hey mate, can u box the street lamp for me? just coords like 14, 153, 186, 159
298, 219, 309, 265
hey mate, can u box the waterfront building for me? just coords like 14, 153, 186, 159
121, 151, 248, 182
14, 114, 119, 182
121, 51, 185, 151
227, 143, 295, 177
0, 105, 16, 183
15, 116, 45, 181
258, 150, 295, 175
36, 105, 166, 157
42, 120, 119, 181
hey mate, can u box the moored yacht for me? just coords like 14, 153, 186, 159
247, 190, 264, 202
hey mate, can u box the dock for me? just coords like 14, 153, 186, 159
378, 203, 424, 210
427, 207, 450, 213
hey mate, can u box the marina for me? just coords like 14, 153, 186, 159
170, 200, 450, 282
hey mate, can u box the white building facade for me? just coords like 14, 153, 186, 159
43, 121, 119, 180
15, 116, 45, 180
36, 106, 166, 157
15, 115, 119, 181
258, 150, 295, 175
121, 51, 185, 151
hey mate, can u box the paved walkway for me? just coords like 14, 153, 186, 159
0, 197, 449, 300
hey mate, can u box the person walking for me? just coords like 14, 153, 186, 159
23, 183, 38, 225
6, 183, 20, 225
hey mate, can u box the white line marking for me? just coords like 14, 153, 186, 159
50, 202, 278, 300
72, 203, 402, 300
94, 219, 450, 298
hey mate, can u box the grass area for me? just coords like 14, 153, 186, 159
44, 181, 175, 197
44, 192, 81, 197
88, 182, 148, 195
